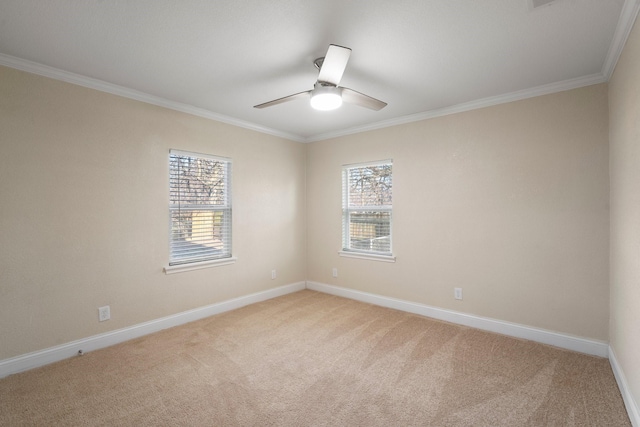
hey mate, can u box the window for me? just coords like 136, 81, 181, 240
168, 150, 232, 267
342, 160, 393, 259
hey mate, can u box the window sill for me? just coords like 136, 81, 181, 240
338, 251, 396, 263
163, 257, 237, 274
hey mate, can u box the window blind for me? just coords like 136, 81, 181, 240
342, 161, 392, 255
169, 150, 232, 265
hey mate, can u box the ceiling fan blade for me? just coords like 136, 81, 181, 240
253, 90, 311, 109
341, 87, 387, 111
317, 44, 352, 86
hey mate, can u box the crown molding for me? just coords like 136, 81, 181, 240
0, 53, 304, 143
307, 0, 640, 143
3, 0, 637, 145
602, 0, 640, 80
305, 72, 606, 142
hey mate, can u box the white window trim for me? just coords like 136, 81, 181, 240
163, 257, 237, 275
339, 250, 396, 263
342, 159, 394, 259
170, 149, 228, 163
167, 149, 234, 268
343, 159, 392, 168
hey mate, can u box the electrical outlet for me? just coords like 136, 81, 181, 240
271, 269, 277, 280
454, 288, 463, 300
332, 267, 338, 278
98, 305, 110, 322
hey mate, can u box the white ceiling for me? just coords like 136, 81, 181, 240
0, 0, 638, 142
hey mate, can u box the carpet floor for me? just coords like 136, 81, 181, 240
0, 290, 631, 426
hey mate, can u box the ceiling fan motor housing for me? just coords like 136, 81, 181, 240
254, 44, 386, 111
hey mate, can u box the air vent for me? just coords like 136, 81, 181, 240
529, 0, 558, 10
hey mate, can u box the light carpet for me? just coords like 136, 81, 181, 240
0, 290, 631, 426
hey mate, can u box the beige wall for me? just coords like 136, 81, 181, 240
0, 65, 307, 360
609, 16, 640, 414
307, 84, 610, 340
0, 62, 614, 362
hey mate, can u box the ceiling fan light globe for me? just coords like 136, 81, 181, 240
311, 93, 342, 110
310, 85, 342, 111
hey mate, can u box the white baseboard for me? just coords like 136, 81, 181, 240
4, 281, 631, 422
306, 281, 609, 358
610, 346, 640, 427
0, 282, 306, 379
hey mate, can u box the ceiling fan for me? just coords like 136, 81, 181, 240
254, 44, 387, 111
